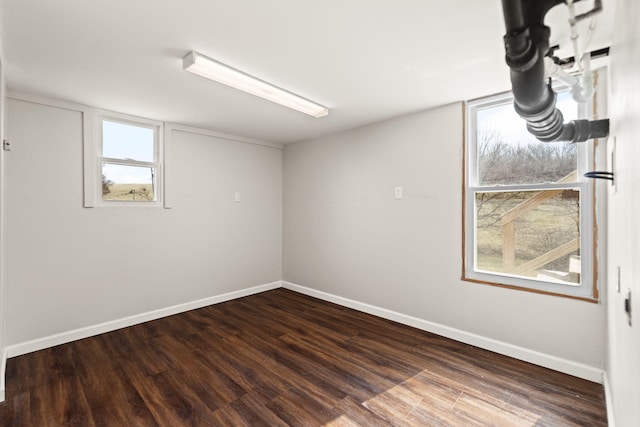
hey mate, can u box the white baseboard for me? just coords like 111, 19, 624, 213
3, 280, 605, 386
5, 281, 281, 358
603, 372, 616, 427
282, 281, 604, 383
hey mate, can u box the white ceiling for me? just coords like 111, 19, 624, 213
0, 0, 616, 144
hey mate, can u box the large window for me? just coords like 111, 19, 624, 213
95, 113, 162, 205
464, 89, 596, 299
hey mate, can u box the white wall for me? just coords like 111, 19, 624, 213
606, 0, 640, 425
283, 102, 606, 378
4, 96, 282, 349
0, 34, 6, 401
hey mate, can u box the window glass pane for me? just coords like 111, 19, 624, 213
102, 163, 155, 202
475, 189, 580, 285
476, 91, 578, 186
102, 120, 154, 162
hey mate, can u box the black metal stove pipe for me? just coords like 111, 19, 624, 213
501, 0, 609, 143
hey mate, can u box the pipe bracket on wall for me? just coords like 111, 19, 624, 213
625, 289, 632, 326
584, 171, 614, 181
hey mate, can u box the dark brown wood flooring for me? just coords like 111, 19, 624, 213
0, 289, 607, 426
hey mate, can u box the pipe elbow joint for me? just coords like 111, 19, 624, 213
504, 28, 539, 72
567, 120, 592, 142
524, 109, 566, 142
570, 119, 610, 142
527, 118, 610, 143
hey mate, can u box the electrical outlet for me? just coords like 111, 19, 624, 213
395, 186, 403, 200
3, 139, 11, 151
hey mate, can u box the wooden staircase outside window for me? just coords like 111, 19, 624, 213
500, 170, 580, 276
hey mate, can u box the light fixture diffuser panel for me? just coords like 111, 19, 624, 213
183, 51, 328, 118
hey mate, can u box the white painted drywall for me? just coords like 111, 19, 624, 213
606, 0, 640, 425
0, 40, 6, 401
283, 102, 606, 370
4, 96, 282, 347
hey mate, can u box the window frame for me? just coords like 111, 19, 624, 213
463, 90, 597, 301
89, 111, 164, 207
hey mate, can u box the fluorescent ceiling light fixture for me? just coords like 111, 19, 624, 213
183, 51, 328, 118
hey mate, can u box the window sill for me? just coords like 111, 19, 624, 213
461, 275, 599, 303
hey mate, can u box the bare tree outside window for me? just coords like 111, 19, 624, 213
473, 126, 580, 284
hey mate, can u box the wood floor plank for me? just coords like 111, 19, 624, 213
0, 289, 608, 426
225, 333, 345, 409
130, 369, 218, 427
455, 392, 539, 426
327, 396, 391, 426
266, 386, 339, 427
225, 389, 290, 427
101, 328, 171, 378
71, 339, 158, 427
280, 333, 393, 403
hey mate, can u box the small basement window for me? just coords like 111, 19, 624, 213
93, 113, 163, 206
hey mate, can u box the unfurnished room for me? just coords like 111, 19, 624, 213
0, 0, 638, 426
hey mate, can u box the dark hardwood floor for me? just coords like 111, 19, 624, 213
0, 289, 607, 426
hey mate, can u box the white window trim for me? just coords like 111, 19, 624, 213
85, 110, 164, 208
463, 90, 597, 300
